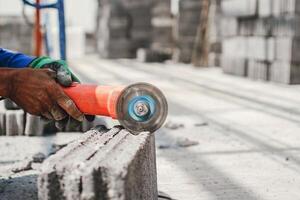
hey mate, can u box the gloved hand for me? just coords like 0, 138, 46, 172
30, 57, 95, 129
2, 68, 84, 123
30, 56, 80, 86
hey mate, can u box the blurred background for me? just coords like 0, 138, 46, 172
2, 0, 300, 200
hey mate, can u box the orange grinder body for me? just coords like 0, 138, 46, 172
62, 82, 168, 134
62, 83, 124, 119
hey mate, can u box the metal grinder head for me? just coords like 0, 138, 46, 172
116, 83, 168, 134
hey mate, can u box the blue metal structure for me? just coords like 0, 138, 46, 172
22, 0, 67, 60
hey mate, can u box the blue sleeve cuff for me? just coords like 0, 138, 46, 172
0, 48, 36, 68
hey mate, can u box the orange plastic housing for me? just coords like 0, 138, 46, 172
62, 83, 125, 119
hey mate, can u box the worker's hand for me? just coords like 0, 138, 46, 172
29, 57, 94, 128
7, 68, 84, 124
30, 56, 80, 87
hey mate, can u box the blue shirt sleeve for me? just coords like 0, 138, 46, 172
0, 48, 35, 68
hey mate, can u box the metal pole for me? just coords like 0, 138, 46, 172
57, 0, 66, 60
34, 0, 42, 56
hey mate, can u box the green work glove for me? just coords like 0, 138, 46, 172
30, 56, 80, 86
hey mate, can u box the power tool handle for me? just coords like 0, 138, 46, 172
62, 83, 123, 118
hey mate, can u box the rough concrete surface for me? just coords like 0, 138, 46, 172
38, 126, 157, 200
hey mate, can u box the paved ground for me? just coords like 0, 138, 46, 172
1, 55, 300, 199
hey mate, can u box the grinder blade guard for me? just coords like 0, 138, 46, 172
116, 83, 168, 134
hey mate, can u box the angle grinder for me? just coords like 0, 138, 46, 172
62, 82, 168, 135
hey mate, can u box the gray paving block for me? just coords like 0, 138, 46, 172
38, 126, 157, 200
152, 0, 171, 17
258, 0, 272, 17
221, 0, 257, 17
275, 37, 300, 63
179, 11, 201, 25
221, 56, 248, 76
270, 61, 300, 84
239, 18, 272, 36
247, 60, 269, 81
24, 114, 45, 136
137, 48, 172, 62
247, 37, 268, 61
222, 37, 248, 58
179, 0, 202, 11
5, 110, 24, 136
0, 101, 6, 135
0, 112, 6, 136
272, 0, 300, 16
220, 17, 238, 37
272, 16, 300, 37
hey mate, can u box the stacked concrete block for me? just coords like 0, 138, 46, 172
0, 101, 6, 136
5, 110, 24, 136
97, 0, 153, 59
137, 48, 172, 62
151, 0, 173, 52
178, 0, 202, 63
136, 0, 174, 63
220, 0, 300, 83
38, 126, 157, 200
24, 114, 45, 136
208, 0, 222, 66
97, 0, 133, 58
124, 0, 153, 52
221, 0, 257, 17
0, 16, 33, 54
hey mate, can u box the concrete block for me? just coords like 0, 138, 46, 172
220, 17, 238, 37
0, 112, 6, 135
5, 110, 24, 136
239, 18, 272, 36
221, 0, 257, 17
122, 0, 152, 9
38, 126, 157, 200
247, 60, 269, 81
137, 48, 172, 62
247, 37, 267, 60
222, 37, 248, 58
24, 114, 45, 136
267, 37, 275, 61
221, 56, 248, 76
0, 101, 5, 135
179, 0, 202, 11
178, 23, 198, 37
274, 37, 300, 63
270, 61, 300, 84
179, 11, 201, 25
272, 16, 300, 37
258, 0, 272, 17
272, 0, 300, 16
270, 61, 291, 84
152, 0, 171, 17
272, 0, 282, 16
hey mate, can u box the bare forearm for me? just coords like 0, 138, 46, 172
0, 68, 14, 97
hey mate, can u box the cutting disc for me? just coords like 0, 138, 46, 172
116, 82, 168, 135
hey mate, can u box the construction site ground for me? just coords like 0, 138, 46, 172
1, 55, 300, 200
